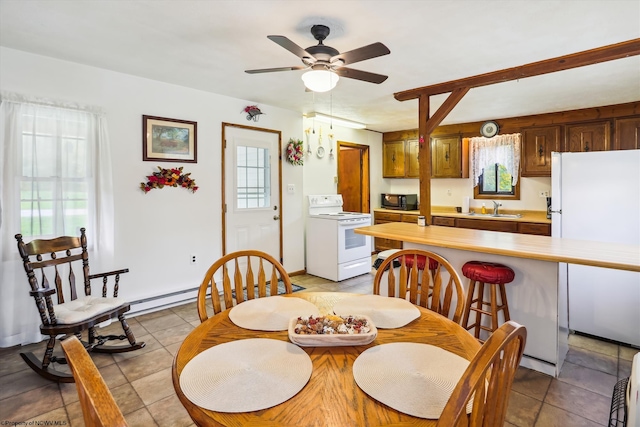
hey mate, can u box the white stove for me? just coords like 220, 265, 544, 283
306, 195, 372, 281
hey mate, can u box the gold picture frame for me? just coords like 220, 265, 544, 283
142, 115, 197, 163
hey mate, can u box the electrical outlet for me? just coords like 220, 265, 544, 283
190, 254, 197, 265
538, 191, 550, 198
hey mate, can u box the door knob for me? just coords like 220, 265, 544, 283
273, 215, 280, 220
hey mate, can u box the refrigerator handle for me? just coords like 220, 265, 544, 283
550, 209, 562, 214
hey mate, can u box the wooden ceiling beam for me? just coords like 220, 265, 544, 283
424, 87, 470, 135
394, 38, 640, 101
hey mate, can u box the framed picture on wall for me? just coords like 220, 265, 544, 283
142, 115, 197, 163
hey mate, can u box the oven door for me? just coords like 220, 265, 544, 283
337, 218, 372, 263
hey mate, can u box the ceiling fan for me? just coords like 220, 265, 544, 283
245, 24, 390, 92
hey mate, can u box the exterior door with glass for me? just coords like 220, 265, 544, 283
222, 124, 282, 262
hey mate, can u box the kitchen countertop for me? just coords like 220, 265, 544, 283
355, 222, 640, 272
374, 207, 550, 224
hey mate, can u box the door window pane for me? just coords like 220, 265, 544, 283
236, 145, 270, 209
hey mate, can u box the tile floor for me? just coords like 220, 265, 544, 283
0, 271, 636, 427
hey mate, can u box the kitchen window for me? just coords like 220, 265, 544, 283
469, 133, 521, 200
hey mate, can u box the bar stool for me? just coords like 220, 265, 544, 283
374, 250, 439, 299
461, 261, 515, 342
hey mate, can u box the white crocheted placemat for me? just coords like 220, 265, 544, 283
352, 342, 471, 419
228, 296, 320, 331
332, 294, 420, 328
180, 338, 312, 412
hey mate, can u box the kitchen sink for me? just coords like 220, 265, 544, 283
467, 213, 523, 218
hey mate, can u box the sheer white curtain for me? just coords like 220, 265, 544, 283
0, 92, 114, 347
470, 133, 521, 186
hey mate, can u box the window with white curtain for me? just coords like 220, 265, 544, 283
0, 92, 114, 347
469, 133, 521, 200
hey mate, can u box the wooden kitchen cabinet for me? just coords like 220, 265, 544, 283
614, 116, 640, 150
565, 121, 611, 152
374, 211, 420, 251
457, 218, 519, 233
406, 140, 420, 178
521, 126, 561, 177
431, 216, 551, 236
382, 139, 419, 178
431, 135, 468, 178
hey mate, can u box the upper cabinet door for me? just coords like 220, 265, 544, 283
406, 139, 420, 178
431, 135, 463, 178
614, 117, 640, 150
382, 140, 406, 178
565, 121, 611, 152
521, 126, 561, 177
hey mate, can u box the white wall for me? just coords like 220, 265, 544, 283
0, 47, 305, 306
301, 117, 384, 255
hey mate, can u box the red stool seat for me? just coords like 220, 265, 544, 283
461, 261, 514, 343
462, 261, 514, 284
402, 255, 439, 271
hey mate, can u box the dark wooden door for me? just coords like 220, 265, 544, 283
338, 142, 370, 214
338, 147, 362, 212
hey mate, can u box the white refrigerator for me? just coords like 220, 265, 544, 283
551, 150, 640, 347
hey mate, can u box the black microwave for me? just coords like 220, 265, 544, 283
381, 194, 418, 210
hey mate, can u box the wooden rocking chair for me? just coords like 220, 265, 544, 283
15, 228, 145, 383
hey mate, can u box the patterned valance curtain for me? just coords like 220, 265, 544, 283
469, 133, 521, 186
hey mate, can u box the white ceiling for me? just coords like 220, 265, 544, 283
1, 0, 639, 133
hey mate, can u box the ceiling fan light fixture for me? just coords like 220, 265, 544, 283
301, 70, 339, 92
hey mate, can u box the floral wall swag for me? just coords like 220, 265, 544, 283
285, 138, 304, 166
140, 166, 198, 193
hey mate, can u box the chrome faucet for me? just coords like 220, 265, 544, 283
492, 201, 502, 216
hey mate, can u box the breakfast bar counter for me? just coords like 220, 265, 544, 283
355, 222, 640, 377
356, 222, 640, 272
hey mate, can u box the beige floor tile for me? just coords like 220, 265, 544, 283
65, 400, 84, 427
0, 383, 63, 421
138, 312, 191, 333
59, 381, 80, 405
619, 345, 639, 361
512, 367, 552, 401
147, 393, 194, 427
619, 358, 632, 380
131, 367, 175, 406
111, 382, 146, 415
112, 334, 163, 362
544, 380, 610, 425
126, 407, 160, 427
565, 345, 618, 376
117, 347, 174, 382
0, 369, 53, 400
26, 407, 70, 425
557, 361, 617, 397
151, 322, 195, 347
0, 351, 33, 377
165, 341, 182, 356
505, 390, 542, 427
535, 403, 604, 427
568, 333, 619, 358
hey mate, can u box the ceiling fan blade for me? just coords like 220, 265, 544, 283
331, 42, 390, 66
334, 67, 388, 84
267, 35, 315, 60
245, 66, 307, 74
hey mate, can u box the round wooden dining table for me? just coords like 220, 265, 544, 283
172, 292, 481, 427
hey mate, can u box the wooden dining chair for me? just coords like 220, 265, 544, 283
373, 249, 466, 323
197, 250, 293, 322
15, 228, 144, 383
61, 336, 128, 427
437, 321, 527, 427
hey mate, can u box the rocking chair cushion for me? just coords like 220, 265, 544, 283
55, 296, 128, 325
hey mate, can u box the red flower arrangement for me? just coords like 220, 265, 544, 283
243, 105, 264, 122
140, 166, 198, 193
286, 138, 304, 166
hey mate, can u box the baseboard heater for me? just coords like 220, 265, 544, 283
127, 286, 215, 317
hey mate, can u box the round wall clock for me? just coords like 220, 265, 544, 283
480, 121, 499, 138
